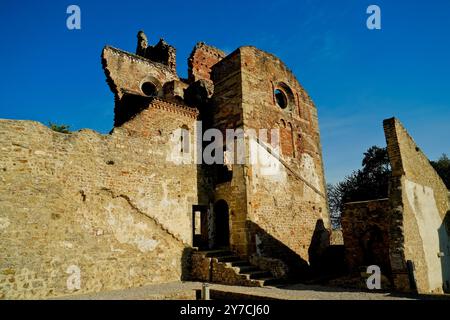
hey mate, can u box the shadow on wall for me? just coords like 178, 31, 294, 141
439, 210, 450, 293
308, 220, 330, 272
114, 93, 153, 127
181, 247, 196, 281
309, 220, 346, 278
358, 225, 391, 277
247, 219, 341, 281
247, 220, 309, 280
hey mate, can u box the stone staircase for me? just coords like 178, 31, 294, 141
192, 249, 280, 287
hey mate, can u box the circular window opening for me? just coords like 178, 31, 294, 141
274, 89, 288, 109
141, 82, 157, 97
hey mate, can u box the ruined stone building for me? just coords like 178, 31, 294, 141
0, 32, 329, 299
0, 31, 448, 299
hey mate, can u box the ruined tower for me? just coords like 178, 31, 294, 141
208, 46, 330, 274
102, 31, 330, 276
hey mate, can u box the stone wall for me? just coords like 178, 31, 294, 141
330, 230, 344, 245
384, 117, 450, 293
102, 46, 178, 99
208, 47, 329, 277
102, 46, 181, 126
239, 47, 330, 274
342, 199, 391, 276
211, 50, 249, 256
248, 255, 288, 279
188, 42, 225, 83
190, 251, 263, 287
0, 99, 199, 299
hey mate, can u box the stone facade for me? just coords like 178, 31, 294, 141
210, 47, 329, 275
188, 42, 225, 84
249, 255, 289, 279
0, 114, 196, 299
0, 31, 330, 299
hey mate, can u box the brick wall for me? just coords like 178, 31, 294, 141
188, 42, 225, 83
239, 47, 329, 273
211, 50, 249, 256
342, 199, 391, 277
209, 47, 329, 276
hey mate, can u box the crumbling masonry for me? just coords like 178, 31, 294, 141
0, 32, 329, 299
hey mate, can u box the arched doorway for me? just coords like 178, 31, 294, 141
214, 200, 230, 248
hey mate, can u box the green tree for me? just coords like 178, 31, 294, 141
328, 147, 449, 229
431, 154, 450, 189
327, 183, 343, 229
48, 122, 71, 134
327, 146, 391, 229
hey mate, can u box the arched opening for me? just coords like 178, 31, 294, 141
274, 89, 287, 109
141, 81, 157, 96
274, 82, 295, 111
214, 200, 230, 248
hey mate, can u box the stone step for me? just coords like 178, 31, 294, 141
196, 249, 279, 288
236, 265, 259, 273
216, 255, 242, 263
230, 260, 252, 267
202, 250, 234, 257
247, 270, 273, 280
258, 277, 279, 286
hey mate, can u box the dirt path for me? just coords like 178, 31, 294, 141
53, 281, 437, 300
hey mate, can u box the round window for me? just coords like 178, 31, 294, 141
274, 89, 288, 109
141, 82, 157, 97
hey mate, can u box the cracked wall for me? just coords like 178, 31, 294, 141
0, 99, 198, 299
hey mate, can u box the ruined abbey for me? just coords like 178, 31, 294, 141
0, 31, 448, 299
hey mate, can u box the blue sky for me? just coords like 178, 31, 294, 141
0, 0, 449, 184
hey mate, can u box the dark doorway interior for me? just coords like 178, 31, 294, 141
214, 200, 230, 248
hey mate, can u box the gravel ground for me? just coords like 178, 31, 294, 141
208, 283, 416, 300
52, 281, 199, 300
51, 281, 449, 300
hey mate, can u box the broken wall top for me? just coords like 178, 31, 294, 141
383, 117, 449, 217
188, 42, 226, 83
